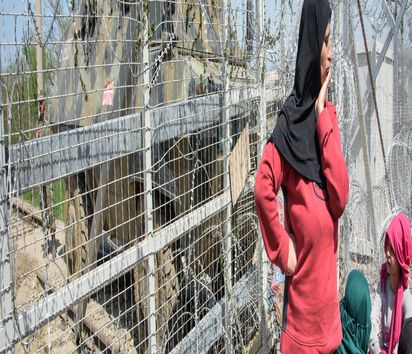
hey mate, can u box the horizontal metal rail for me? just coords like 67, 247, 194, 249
0, 190, 231, 351
9, 113, 142, 193
169, 267, 258, 354
9, 87, 260, 193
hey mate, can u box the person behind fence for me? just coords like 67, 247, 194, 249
335, 269, 371, 354
369, 213, 412, 354
254, 0, 349, 352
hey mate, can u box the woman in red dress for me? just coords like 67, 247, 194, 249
254, 0, 349, 352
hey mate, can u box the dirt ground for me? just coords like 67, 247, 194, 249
9, 207, 136, 353
11, 213, 78, 353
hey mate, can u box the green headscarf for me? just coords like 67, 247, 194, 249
335, 270, 372, 354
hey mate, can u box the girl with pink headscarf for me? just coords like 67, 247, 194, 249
369, 213, 412, 354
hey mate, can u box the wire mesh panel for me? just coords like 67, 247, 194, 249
0, 0, 267, 352
1, 0, 411, 353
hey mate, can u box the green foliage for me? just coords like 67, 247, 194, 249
185, 2, 194, 33
2, 40, 55, 145
79, 74, 88, 102
2, 35, 58, 214
74, 43, 79, 68
3, 47, 38, 144
148, 22, 156, 40
22, 180, 66, 221
210, 0, 216, 22
143, 0, 149, 21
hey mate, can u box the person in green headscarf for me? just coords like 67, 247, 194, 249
336, 269, 372, 354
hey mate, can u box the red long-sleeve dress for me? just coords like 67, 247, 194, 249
255, 101, 349, 353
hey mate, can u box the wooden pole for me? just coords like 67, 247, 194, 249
35, 0, 56, 257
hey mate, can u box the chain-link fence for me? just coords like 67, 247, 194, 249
0, 0, 411, 353
333, 0, 412, 292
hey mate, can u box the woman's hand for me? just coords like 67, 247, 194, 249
316, 70, 331, 119
285, 233, 297, 275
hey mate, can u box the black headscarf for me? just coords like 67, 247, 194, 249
269, 0, 331, 188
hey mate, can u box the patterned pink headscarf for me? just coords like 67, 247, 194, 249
380, 213, 412, 354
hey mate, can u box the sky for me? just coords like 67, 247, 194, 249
0, 0, 70, 67
0, 0, 409, 69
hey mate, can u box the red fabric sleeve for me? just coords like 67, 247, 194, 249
317, 101, 349, 220
254, 142, 290, 272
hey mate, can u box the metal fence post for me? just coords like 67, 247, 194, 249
257, 0, 267, 158
256, 0, 269, 350
221, 0, 233, 351
348, 6, 377, 242
0, 42, 13, 354
36, 0, 56, 257
143, 3, 157, 353
393, 4, 399, 135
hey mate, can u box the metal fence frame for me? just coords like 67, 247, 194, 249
0, 86, 267, 352
0, 0, 267, 344
1, 0, 410, 352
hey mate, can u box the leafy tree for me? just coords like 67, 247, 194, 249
1, 32, 61, 218
2, 37, 54, 145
